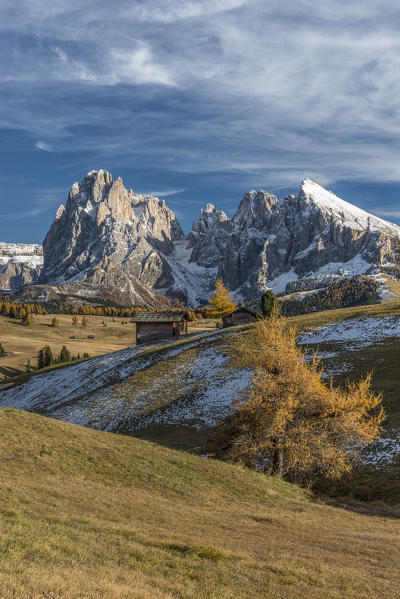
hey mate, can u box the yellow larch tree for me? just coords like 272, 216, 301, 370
215, 313, 385, 483
206, 278, 238, 318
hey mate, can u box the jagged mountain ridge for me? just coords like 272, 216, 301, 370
4, 171, 400, 305
0, 243, 43, 292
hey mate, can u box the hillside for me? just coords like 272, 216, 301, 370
0, 313, 218, 381
2, 300, 400, 493
0, 407, 399, 599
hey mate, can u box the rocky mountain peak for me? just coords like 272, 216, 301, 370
4, 172, 400, 306
232, 189, 278, 232
39, 171, 184, 303
0, 243, 43, 292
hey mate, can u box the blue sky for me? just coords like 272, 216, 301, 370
1, 0, 400, 242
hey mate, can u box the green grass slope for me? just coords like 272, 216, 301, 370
0, 408, 399, 599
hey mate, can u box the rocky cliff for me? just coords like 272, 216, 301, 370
4, 172, 400, 305
40, 170, 184, 305
187, 179, 400, 300
0, 243, 43, 292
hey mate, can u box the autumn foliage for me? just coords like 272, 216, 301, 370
216, 314, 385, 483
206, 278, 237, 318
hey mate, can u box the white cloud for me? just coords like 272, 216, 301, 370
35, 140, 53, 152
126, 0, 250, 23
109, 47, 175, 86
144, 189, 185, 197
2, 0, 400, 189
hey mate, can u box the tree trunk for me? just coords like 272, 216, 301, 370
271, 440, 284, 477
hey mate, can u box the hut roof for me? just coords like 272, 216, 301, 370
223, 306, 261, 318
131, 311, 192, 323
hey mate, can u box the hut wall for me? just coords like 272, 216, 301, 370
223, 310, 256, 327
232, 312, 255, 325
136, 322, 175, 345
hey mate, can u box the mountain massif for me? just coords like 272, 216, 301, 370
0, 243, 43, 293
2, 170, 400, 305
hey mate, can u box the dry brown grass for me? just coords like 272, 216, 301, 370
0, 314, 219, 380
0, 408, 399, 598
0, 313, 136, 379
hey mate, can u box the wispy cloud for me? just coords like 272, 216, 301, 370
144, 188, 185, 198
374, 209, 400, 219
126, 0, 251, 23
1, 189, 64, 220
2, 0, 400, 204
35, 140, 53, 152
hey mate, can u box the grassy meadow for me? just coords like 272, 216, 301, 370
0, 313, 220, 381
1, 298, 400, 597
1, 407, 400, 599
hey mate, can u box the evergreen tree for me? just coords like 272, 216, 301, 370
26, 358, 31, 373
206, 278, 237, 318
25, 313, 32, 326
260, 290, 277, 318
44, 345, 53, 367
59, 345, 71, 363
72, 315, 79, 327
0, 342, 5, 356
81, 316, 88, 327
51, 317, 59, 327
37, 348, 45, 370
215, 314, 384, 483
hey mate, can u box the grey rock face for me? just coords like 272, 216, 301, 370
40, 170, 184, 305
0, 243, 43, 292
31, 172, 400, 305
187, 179, 400, 299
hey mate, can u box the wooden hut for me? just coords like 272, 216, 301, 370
222, 306, 260, 328
131, 311, 192, 345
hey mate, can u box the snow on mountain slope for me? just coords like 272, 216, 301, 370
3, 172, 400, 304
0, 243, 43, 291
299, 179, 399, 234
0, 328, 247, 434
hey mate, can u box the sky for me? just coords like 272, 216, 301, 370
1, 0, 400, 243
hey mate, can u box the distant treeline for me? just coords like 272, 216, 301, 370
0, 300, 206, 321
0, 301, 47, 319
280, 276, 380, 316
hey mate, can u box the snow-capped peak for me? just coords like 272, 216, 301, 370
299, 179, 400, 235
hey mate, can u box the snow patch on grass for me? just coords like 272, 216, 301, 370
298, 315, 400, 349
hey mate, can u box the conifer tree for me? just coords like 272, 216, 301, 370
81, 316, 88, 327
51, 317, 59, 327
260, 290, 277, 318
0, 342, 5, 356
44, 346, 53, 367
37, 348, 45, 370
72, 315, 79, 327
59, 345, 71, 363
25, 313, 32, 326
206, 278, 237, 318
215, 314, 385, 483
26, 358, 31, 373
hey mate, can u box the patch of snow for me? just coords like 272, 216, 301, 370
298, 315, 400, 348
267, 269, 298, 294
158, 240, 217, 305
0, 329, 238, 422
363, 435, 400, 466
312, 254, 372, 278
